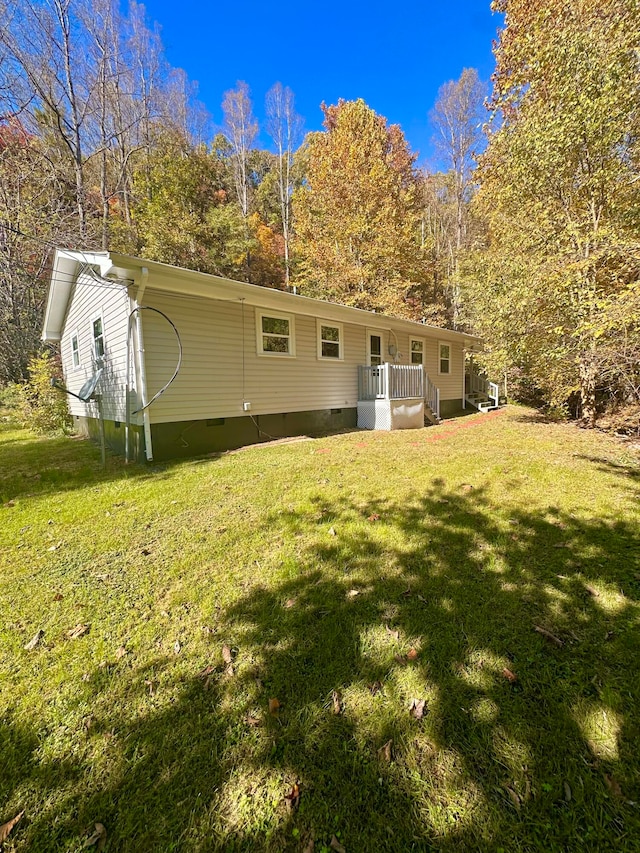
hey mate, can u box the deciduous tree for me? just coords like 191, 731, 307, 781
293, 99, 431, 319
472, 0, 640, 423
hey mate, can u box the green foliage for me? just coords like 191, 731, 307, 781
470, 0, 640, 422
18, 351, 72, 434
293, 99, 432, 319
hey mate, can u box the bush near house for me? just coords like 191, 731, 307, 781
17, 351, 72, 434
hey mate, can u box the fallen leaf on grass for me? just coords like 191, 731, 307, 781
406, 648, 419, 661
385, 625, 400, 641
534, 625, 564, 647
284, 598, 296, 609
460, 483, 474, 492
244, 715, 261, 727
83, 822, 107, 850
367, 513, 380, 522
173, 640, 181, 655
67, 624, 90, 640
0, 810, 24, 843
53, 593, 63, 602
5, 500, 15, 508
369, 681, 383, 696
268, 698, 281, 715
378, 739, 393, 762
284, 782, 300, 812
331, 690, 343, 715
604, 774, 623, 798
330, 835, 346, 853
328, 526, 337, 537
115, 646, 127, 660
222, 644, 233, 664
504, 785, 521, 811
409, 698, 426, 720
585, 585, 600, 598
24, 629, 44, 650
144, 679, 155, 695
502, 667, 518, 683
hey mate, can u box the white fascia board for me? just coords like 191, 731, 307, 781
107, 252, 482, 347
42, 249, 118, 342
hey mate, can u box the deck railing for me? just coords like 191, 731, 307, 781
467, 371, 500, 406
358, 364, 432, 402
425, 374, 440, 420
358, 364, 424, 400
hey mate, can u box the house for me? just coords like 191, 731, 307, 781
42, 249, 489, 462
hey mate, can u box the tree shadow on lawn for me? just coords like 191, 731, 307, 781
0, 429, 209, 505
10, 482, 640, 852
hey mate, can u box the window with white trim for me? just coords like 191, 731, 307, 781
439, 342, 451, 374
410, 338, 424, 366
92, 315, 105, 360
257, 310, 295, 356
317, 320, 343, 360
71, 332, 80, 368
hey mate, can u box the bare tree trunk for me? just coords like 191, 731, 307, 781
579, 354, 598, 427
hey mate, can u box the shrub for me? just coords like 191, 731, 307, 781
19, 351, 72, 434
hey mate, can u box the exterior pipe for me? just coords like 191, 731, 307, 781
135, 268, 154, 461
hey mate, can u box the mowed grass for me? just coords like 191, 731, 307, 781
1, 407, 639, 852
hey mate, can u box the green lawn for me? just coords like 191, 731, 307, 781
1, 407, 639, 852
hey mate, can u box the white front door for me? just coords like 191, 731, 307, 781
368, 331, 383, 366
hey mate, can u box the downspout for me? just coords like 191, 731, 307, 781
462, 348, 466, 409
135, 267, 154, 461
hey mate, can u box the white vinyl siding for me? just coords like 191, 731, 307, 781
141, 293, 467, 425
59, 270, 130, 421
317, 320, 343, 360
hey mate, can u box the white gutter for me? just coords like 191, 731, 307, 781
134, 267, 154, 461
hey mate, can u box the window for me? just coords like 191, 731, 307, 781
410, 338, 424, 366
439, 342, 451, 374
368, 331, 383, 366
257, 310, 295, 356
71, 332, 80, 368
317, 320, 343, 360
92, 315, 105, 360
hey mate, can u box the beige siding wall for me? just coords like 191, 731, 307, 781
59, 272, 130, 421
142, 290, 465, 425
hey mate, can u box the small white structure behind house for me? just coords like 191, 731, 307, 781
42, 249, 483, 461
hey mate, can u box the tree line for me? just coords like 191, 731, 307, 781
1, 0, 638, 428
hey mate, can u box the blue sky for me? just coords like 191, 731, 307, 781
143, 0, 502, 166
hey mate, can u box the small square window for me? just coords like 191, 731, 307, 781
256, 311, 295, 356
317, 321, 343, 360
439, 343, 451, 374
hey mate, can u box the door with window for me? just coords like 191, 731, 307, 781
368, 332, 383, 366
